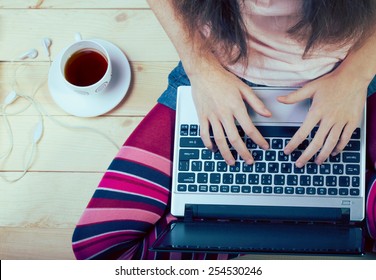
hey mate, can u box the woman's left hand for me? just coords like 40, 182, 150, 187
278, 68, 369, 167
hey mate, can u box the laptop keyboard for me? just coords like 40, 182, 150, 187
176, 124, 362, 197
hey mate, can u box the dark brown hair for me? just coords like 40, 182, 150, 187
172, 0, 376, 63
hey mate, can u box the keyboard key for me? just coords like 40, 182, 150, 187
220, 185, 230, 193
296, 187, 305, 195
179, 149, 200, 160
235, 174, 247, 184
256, 126, 299, 138
204, 161, 215, 172
242, 163, 253, 172
265, 150, 277, 161
287, 175, 298, 185
306, 187, 316, 195
201, 149, 212, 159
313, 175, 324, 186
216, 161, 227, 172
214, 151, 224, 160
246, 139, 257, 149
191, 161, 202, 171
180, 137, 205, 147
333, 164, 344, 175
230, 162, 241, 172
300, 175, 311, 186
274, 174, 285, 185
344, 141, 361, 151
177, 184, 187, 192
319, 164, 331, 174
268, 162, 279, 173
252, 186, 262, 193
338, 176, 350, 187
329, 154, 341, 162
255, 162, 266, 173
346, 165, 360, 175
271, 139, 283, 149
328, 188, 338, 196
178, 173, 195, 183
342, 152, 360, 163
189, 125, 198, 136
290, 151, 302, 161
317, 188, 327, 195
209, 185, 219, 192
180, 124, 189, 136
263, 186, 273, 193
197, 173, 208, 183
252, 150, 263, 161
285, 187, 294, 194
248, 174, 259, 185
352, 176, 360, 187
351, 128, 361, 139
242, 186, 251, 193
231, 185, 241, 193
339, 188, 349, 196
306, 163, 318, 174
281, 163, 292, 173
222, 174, 234, 184
188, 184, 198, 192
179, 161, 189, 171
199, 185, 208, 192
350, 189, 360, 196
274, 187, 283, 194
278, 151, 289, 161
261, 174, 272, 185
326, 176, 337, 187
210, 173, 221, 184
294, 165, 305, 174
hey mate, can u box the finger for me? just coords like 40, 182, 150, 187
241, 86, 272, 117
277, 86, 313, 104
284, 111, 320, 155
221, 115, 254, 165
332, 122, 358, 156
315, 123, 344, 165
198, 116, 215, 151
234, 107, 269, 151
210, 118, 236, 165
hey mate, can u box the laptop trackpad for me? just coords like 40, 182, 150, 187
151, 221, 363, 255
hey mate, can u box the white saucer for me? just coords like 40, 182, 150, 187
48, 39, 131, 117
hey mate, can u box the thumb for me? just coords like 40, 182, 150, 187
277, 86, 313, 104
242, 87, 272, 117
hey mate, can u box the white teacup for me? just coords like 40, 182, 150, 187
59, 40, 112, 95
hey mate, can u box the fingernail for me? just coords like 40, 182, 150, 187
262, 144, 269, 150
284, 148, 291, 155
296, 161, 304, 168
227, 159, 235, 166
246, 159, 254, 165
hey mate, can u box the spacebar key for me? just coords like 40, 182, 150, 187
256, 126, 299, 138
180, 137, 205, 147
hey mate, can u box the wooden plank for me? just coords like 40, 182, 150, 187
0, 61, 175, 116
0, 172, 102, 259
0, 9, 178, 62
0, 227, 76, 259
0, 172, 101, 227
0, 115, 144, 172
0, 0, 149, 9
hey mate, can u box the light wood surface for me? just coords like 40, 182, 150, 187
0, 0, 178, 259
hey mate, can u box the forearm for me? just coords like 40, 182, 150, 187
337, 30, 376, 85
147, 0, 222, 76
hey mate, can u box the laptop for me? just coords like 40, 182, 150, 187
151, 86, 367, 255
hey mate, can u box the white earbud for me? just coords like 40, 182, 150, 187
19, 49, 38, 60
41, 37, 52, 57
75, 32, 82, 42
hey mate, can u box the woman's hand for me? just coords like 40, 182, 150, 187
189, 63, 272, 165
278, 67, 368, 167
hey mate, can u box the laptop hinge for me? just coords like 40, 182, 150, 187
184, 204, 351, 224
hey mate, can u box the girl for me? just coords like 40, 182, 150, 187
72, 0, 376, 259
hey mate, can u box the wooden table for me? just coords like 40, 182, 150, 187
0, 0, 178, 259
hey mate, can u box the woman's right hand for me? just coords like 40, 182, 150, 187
188, 62, 272, 165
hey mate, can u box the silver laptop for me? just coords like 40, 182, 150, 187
152, 86, 366, 255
